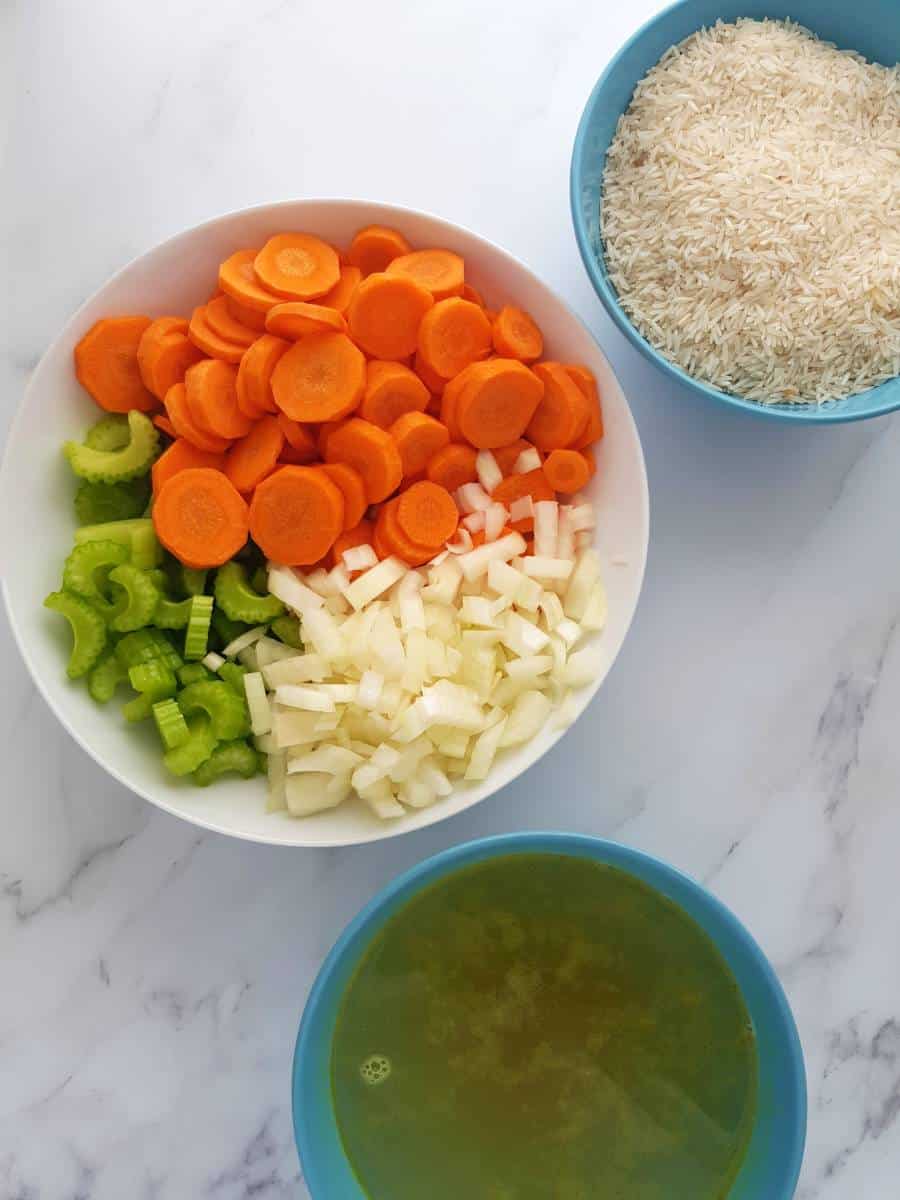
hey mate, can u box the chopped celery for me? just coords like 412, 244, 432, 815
163, 714, 217, 776
218, 661, 247, 695
74, 476, 150, 525
74, 518, 161, 570
152, 699, 190, 750
123, 693, 153, 722
181, 567, 208, 597
116, 628, 182, 671
87, 646, 128, 702
128, 661, 177, 701
44, 590, 107, 678
177, 662, 212, 686
269, 614, 303, 649
62, 540, 129, 617
84, 414, 131, 452
251, 566, 269, 595
214, 562, 284, 625
193, 739, 259, 786
154, 595, 192, 630
64, 410, 159, 483
184, 594, 213, 660
178, 679, 250, 739
107, 564, 160, 633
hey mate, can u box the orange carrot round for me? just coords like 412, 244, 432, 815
236, 368, 269, 421
279, 444, 316, 466
138, 319, 205, 401
249, 465, 344, 566
580, 447, 596, 479
347, 272, 434, 359
396, 481, 458, 547
317, 420, 343, 459
375, 502, 433, 567
492, 438, 539, 475
319, 265, 361, 314
417, 297, 492, 380
75, 317, 157, 413
223, 415, 284, 494
151, 438, 225, 496
205, 296, 258, 348
319, 461, 368, 530
154, 468, 249, 568
324, 418, 403, 504
565, 365, 604, 448
360, 361, 429, 428
270, 332, 365, 423
386, 249, 464, 300
254, 234, 340, 300
491, 469, 555, 532
153, 414, 178, 440
265, 302, 347, 339
184, 359, 253, 440
413, 350, 447, 396
277, 414, 317, 461
388, 411, 450, 477
528, 362, 591, 450
238, 334, 290, 417
426, 443, 478, 491
372, 513, 393, 561
225, 296, 268, 331
492, 305, 543, 362
347, 225, 411, 276
218, 249, 281, 313
164, 382, 232, 454
542, 448, 591, 493
455, 359, 544, 449
330, 518, 374, 569
188, 306, 246, 363
462, 283, 485, 308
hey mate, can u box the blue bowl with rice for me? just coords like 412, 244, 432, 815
570, 0, 900, 423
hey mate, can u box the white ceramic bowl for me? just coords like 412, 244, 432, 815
0, 199, 648, 847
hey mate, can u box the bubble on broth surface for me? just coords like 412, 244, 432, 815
360, 1054, 392, 1086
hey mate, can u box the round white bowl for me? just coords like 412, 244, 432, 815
0, 199, 648, 847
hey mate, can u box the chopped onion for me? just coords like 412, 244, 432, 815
288, 745, 363, 775
458, 532, 527, 580
484, 502, 507, 542
446, 527, 474, 555
357, 669, 384, 710
301, 606, 343, 660
564, 550, 601, 620
274, 685, 336, 712
580, 581, 608, 632
399, 588, 426, 632
533, 501, 559, 557
202, 651, 225, 672
521, 556, 574, 581
500, 690, 552, 747
504, 654, 553, 680
465, 714, 508, 780
476, 450, 503, 494
463, 510, 486, 533
509, 495, 534, 523
342, 543, 378, 573
344, 556, 407, 610
563, 647, 605, 688
556, 507, 575, 561
513, 447, 542, 474
455, 482, 492, 513
568, 504, 595, 533
267, 566, 324, 615
243, 671, 271, 736
555, 618, 582, 648
460, 595, 499, 628
266, 751, 287, 812
539, 591, 565, 630
221, 625, 267, 659
501, 611, 550, 656
261, 654, 328, 688
254, 637, 302, 667
285, 772, 346, 817
304, 567, 340, 597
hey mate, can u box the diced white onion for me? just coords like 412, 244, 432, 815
202, 651, 225, 672
261, 654, 328, 688
221, 625, 267, 659
288, 745, 363, 775
501, 611, 550, 656
301, 606, 343, 660
533, 501, 559, 557
243, 671, 272, 736
267, 566, 324, 616
567, 504, 595, 533
476, 450, 503, 494
342, 544, 378, 573
344, 556, 407, 610
564, 550, 601, 620
455, 482, 492, 513
274, 685, 335, 712
484, 503, 507, 542
509, 495, 534, 523
513, 447, 542, 474
254, 637, 300, 667
521, 556, 574, 581
457, 532, 527, 581
500, 690, 552, 746
463, 510, 486, 533
357, 669, 384, 710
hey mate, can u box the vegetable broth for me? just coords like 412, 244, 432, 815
331, 854, 757, 1200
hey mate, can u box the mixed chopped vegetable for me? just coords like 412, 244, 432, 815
45, 224, 606, 817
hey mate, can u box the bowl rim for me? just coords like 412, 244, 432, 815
569, 0, 900, 425
1, 196, 649, 848
292, 829, 808, 1198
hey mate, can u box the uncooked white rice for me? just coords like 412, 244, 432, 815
601, 19, 900, 404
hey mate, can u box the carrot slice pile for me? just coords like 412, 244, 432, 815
542, 448, 591, 493
417, 298, 492, 380
527, 362, 591, 451
218, 249, 281, 313
492, 469, 555, 531
164, 382, 232, 454
271, 332, 365, 422
188, 306, 246, 364
205, 296, 258, 348
185, 359, 253, 440
361, 361, 430, 428
324, 418, 402, 504
254, 234, 340, 300
389, 411, 450, 477
319, 462, 368, 530
75, 317, 157, 413
493, 438, 537, 475
225, 296, 268, 332
277, 414, 317, 461
154, 468, 249, 568
224, 415, 284, 494
249, 465, 344, 566
152, 438, 225, 496
320, 265, 361, 314
237, 334, 289, 417
566, 365, 604, 448
492, 305, 543, 362
455, 359, 544, 449
138, 317, 205, 401
426, 443, 478, 491
396, 481, 458, 547
386, 249, 465, 300
347, 273, 434, 360
265, 302, 347, 339
330, 518, 374, 569
348, 225, 411, 275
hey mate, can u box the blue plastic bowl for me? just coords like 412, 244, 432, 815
571, 0, 900, 423
293, 833, 807, 1198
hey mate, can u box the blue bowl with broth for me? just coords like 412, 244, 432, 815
293, 833, 806, 1198
570, 0, 900, 423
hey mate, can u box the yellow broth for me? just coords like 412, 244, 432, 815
331, 854, 757, 1199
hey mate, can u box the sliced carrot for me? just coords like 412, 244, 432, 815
238, 334, 290, 417
75, 317, 157, 413
153, 414, 178, 440
462, 283, 485, 308
164, 382, 232, 454
188, 306, 246, 364
398, 470, 427, 491
236, 367, 269, 421
320, 265, 362, 314
319, 462, 368, 530
417, 297, 492, 380
265, 302, 347, 339
346, 272, 434, 360
360, 361, 429, 428
225, 296, 268, 332
492, 305, 543, 362
249, 465, 344, 566
270, 332, 365, 422
528, 362, 591, 451
277, 414, 317, 461
317, 420, 343, 459
138, 319, 205, 400
205, 296, 258, 349
389, 411, 450, 477
347, 225, 411, 276
565, 365, 604, 448
154, 468, 249, 568
581, 447, 596, 479
414, 351, 447, 396
279, 445, 317, 466
372, 514, 393, 561
223, 415, 284, 494
426, 395, 443, 418
218, 249, 281, 313
253, 234, 340, 301
455, 359, 544, 449
329, 518, 374, 569
426, 443, 478, 491
386, 249, 464, 300
491, 469, 555, 532
396, 480, 458, 547
324, 418, 403, 504
376, 501, 437, 567
543, 448, 591, 494
152, 438, 225, 496
184, 359, 253, 441
438, 362, 480, 442
493, 438, 538, 475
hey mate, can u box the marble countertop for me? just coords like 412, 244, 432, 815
3, 1, 899, 1195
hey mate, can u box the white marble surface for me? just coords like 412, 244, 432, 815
2, 0, 899, 1195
